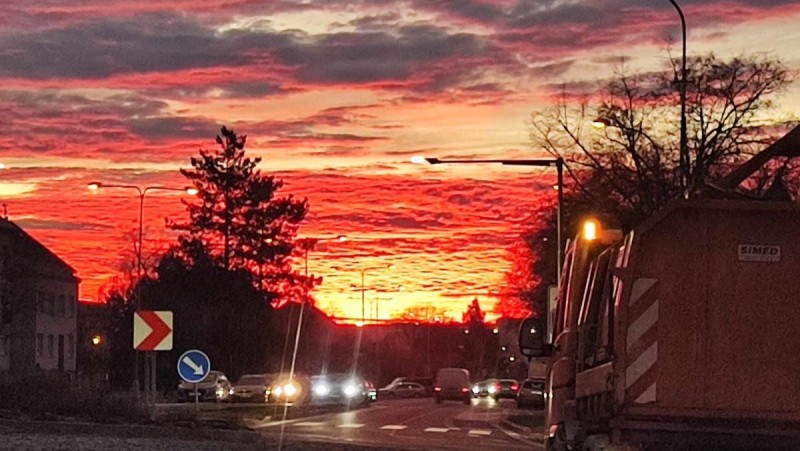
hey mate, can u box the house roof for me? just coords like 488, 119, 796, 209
0, 218, 79, 282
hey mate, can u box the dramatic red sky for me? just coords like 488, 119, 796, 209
1, 0, 799, 322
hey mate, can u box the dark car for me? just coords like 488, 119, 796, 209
495, 379, 520, 399
310, 373, 368, 406
516, 378, 545, 408
231, 373, 274, 403
434, 368, 471, 404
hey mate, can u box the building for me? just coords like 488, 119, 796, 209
0, 218, 79, 378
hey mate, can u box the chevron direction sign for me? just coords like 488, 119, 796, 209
133, 311, 173, 351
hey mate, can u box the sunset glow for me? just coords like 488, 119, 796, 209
2, 1, 799, 322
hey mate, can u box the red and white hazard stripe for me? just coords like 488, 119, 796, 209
625, 277, 658, 404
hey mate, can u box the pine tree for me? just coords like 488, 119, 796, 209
171, 126, 309, 297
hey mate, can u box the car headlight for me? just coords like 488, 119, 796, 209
471, 386, 480, 394
314, 384, 330, 397
343, 383, 358, 397
216, 387, 224, 397
488, 385, 497, 394
274, 386, 283, 396
284, 383, 298, 397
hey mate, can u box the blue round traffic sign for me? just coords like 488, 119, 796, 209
177, 349, 211, 383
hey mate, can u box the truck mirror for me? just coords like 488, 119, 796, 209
519, 317, 544, 358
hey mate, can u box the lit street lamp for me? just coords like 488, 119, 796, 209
87, 181, 197, 403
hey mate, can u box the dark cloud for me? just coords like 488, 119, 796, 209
14, 218, 112, 231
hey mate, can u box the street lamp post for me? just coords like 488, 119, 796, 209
87, 182, 197, 404
420, 157, 565, 289
668, 0, 689, 192
346, 264, 395, 323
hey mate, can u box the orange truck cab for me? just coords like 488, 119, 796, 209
519, 127, 800, 451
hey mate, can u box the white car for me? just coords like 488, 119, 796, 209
177, 370, 232, 402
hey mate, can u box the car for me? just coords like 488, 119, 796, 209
177, 370, 232, 403
495, 379, 520, 399
516, 378, 545, 408
433, 368, 471, 404
310, 373, 368, 406
268, 374, 311, 405
364, 380, 378, 402
473, 378, 498, 398
379, 382, 426, 399
231, 373, 274, 403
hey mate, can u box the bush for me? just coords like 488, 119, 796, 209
0, 374, 147, 423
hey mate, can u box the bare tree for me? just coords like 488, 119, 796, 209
531, 53, 793, 227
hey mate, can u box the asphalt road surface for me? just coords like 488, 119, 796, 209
249, 397, 544, 450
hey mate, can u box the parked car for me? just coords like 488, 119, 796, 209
433, 368, 471, 404
231, 373, 274, 403
268, 374, 311, 405
177, 370, 232, 403
379, 382, 427, 399
310, 373, 368, 406
516, 378, 545, 409
495, 379, 520, 399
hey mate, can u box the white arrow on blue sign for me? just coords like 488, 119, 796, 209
177, 349, 210, 383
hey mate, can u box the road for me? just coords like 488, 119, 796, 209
249, 397, 543, 450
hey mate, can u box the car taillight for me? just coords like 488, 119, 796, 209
511, 383, 519, 391
434, 386, 442, 392
461, 387, 469, 393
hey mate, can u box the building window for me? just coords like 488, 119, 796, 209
47, 334, 54, 357
67, 295, 75, 318
37, 333, 44, 355
68, 334, 74, 358
57, 295, 65, 317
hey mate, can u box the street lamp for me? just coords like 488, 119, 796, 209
87, 181, 196, 402
373, 284, 403, 321
668, 0, 689, 192
336, 264, 395, 323
416, 157, 565, 290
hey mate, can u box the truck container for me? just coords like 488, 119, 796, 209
521, 199, 800, 450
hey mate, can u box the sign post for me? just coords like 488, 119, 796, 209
133, 311, 173, 405
177, 349, 211, 410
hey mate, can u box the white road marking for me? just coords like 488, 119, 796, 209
381, 425, 408, 430
468, 429, 493, 436
294, 421, 326, 427
252, 418, 301, 428
424, 427, 450, 433
337, 423, 365, 429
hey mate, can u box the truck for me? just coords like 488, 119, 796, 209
519, 126, 800, 450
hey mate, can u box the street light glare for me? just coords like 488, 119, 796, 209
387, 264, 396, 270
0, 162, 6, 170
410, 155, 427, 164
591, 117, 610, 129
336, 235, 348, 242
87, 182, 101, 191
185, 187, 199, 195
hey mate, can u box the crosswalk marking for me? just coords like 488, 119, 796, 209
294, 421, 326, 427
337, 423, 365, 429
468, 429, 493, 436
381, 425, 408, 430
424, 427, 450, 433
